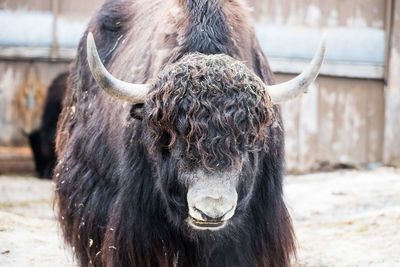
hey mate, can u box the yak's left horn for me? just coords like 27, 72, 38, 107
266, 35, 326, 104
86, 32, 151, 103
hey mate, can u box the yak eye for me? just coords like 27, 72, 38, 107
130, 103, 144, 120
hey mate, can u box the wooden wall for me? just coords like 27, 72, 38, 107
246, 0, 391, 171
0, 0, 398, 173
251, 0, 387, 28
384, 0, 400, 167
0, 61, 69, 146
0, 0, 103, 18
278, 74, 385, 172
0, 61, 69, 173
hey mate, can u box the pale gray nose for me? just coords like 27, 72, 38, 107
187, 185, 238, 221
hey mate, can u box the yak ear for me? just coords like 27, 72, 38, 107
130, 103, 144, 120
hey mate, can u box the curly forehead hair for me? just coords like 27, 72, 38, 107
145, 53, 274, 170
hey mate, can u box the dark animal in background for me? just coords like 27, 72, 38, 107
29, 72, 68, 178
55, 0, 325, 266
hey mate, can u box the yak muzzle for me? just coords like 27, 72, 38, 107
186, 179, 238, 231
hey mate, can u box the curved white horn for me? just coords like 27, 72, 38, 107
86, 32, 151, 103
266, 35, 327, 104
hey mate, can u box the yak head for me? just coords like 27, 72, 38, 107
86, 32, 325, 232
143, 53, 272, 231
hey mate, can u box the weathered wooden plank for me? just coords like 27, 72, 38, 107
0, 61, 69, 146
297, 81, 319, 172
249, 0, 386, 27
0, 47, 76, 61
0, 48, 386, 79
354, 0, 386, 29
279, 74, 385, 172
316, 79, 337, 164
337, 0, 357, 27
270, 58, 385, 79
0, 62, 30, 146
14, 67, 47, 134
58, 0, 103, 20
304, 0, 323, 27
367, 84, 385, 163
51, 0, 59, 59
319, 77, 370, 165
384, 0, 394, 80
0, 146, 35, 174
383, 0, 400, 167
0, 0, 51, 12
279, 73, 320, 173
277, 75, 301, 173
319, 0, 338, 27
249, 0, 388, 172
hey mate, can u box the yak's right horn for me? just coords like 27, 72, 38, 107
86, 32, 151, 103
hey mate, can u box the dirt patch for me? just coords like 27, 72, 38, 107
0, 176, 74, 267
1, 168, 399, 266
285, 168, 400, 266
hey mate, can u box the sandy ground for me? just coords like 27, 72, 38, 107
0, 168, 399, 267
285, 168, 400, 266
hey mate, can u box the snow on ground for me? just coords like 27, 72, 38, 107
0, 168, 399, 266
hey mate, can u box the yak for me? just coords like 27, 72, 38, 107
54, 0, 325, 266
29, 72, 68, 178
